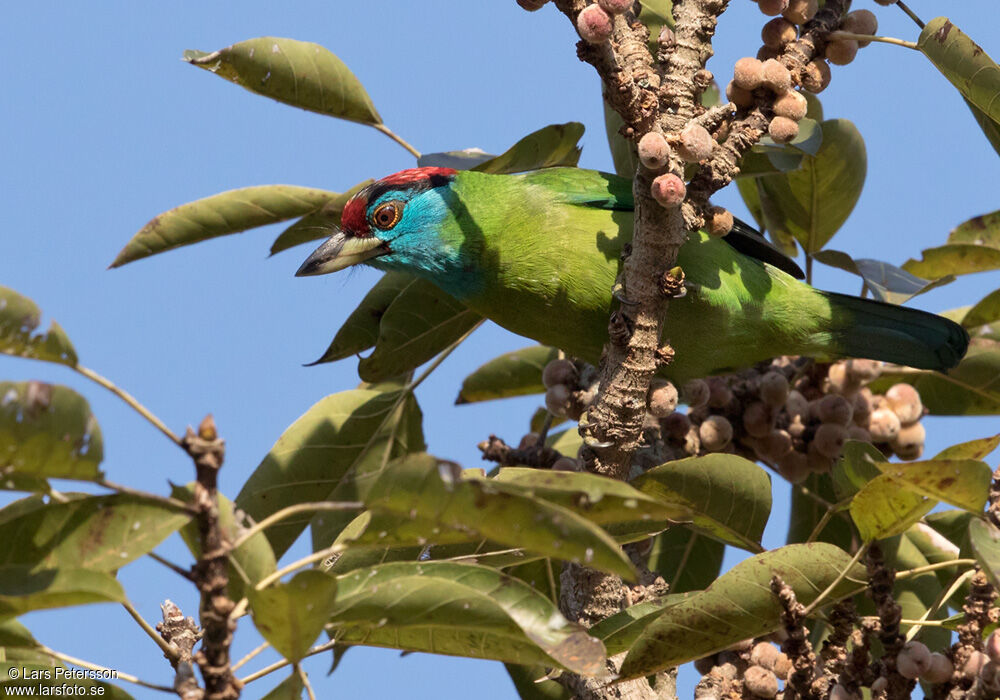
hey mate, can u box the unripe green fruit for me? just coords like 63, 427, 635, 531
760, 370, 789, 406
516, 0, 549, 10
699, 415, 733, 452
743, 401, 774, 438
734, 57, 765, 90
841, 9, 878, 46
545, 384, 572, 416
965, 651, 989, 679
707, 378, 733, 408
897, 641, 932, 680
868, 407, 901, 442
651, 173, 686, 207
761, 17, 797, 48
542, 358, 578, 388
744, 665, 778, 698
597, 0, 632, 14
826, 39, 859, 66
782, 0, 817, 24
773, 90, 808, 121
648, 379, 679, 418
726, 80, 755, 109
777, 449, 809, 483
683, 378, 710, 408
761, 58, 792, 93
890, 421, 925, 460
677, 123, 715, 162
552, 456, 580, 471
638, 131, 671, 169
762, 429, 793, 459
886, 383, 923, 425
768, 116, 799, 143
818, 394, 853, 426
707, 206, 734, 238
757, 0, 789, 17
576, 5, 613, 43
750, 642, 780, 670
923, 652, 954, 684
800, 58, 831, 93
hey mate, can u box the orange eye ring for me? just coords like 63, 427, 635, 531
371, 201, 403, 230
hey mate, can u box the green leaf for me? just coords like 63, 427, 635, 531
590, 595, 688, 656
248, 570, 338, 663
0, 494, 189, 572
969, 517, 1000, 591
355, 278, 482, 382
546, 427, 582, 459
647, 528, 724, 593
894, 530, 950, 649
925, 510, 974, 559
870, 341, 1000, 415
788, 473, 853, 548
619, 543, 864, 678
960, 288, 1000, 330
754, 118, 823, 157
363, 454, 636, 579
965, 98, 1000, 159
755, 119, 866, 254
949, 209, 1000, 247
111, 185, 338, 268
330, 561, 607, 675
457, 346, 558, 404
473, 123, 584, 174
631, 454, 771, 551
260, 671, 305, 700
418, 149, 496, 170
0, 566, 124, 619
269, 180, 374, 255
0, 618, 38, 648
603, 101, 638, 179
812, 250, 954, 304
504, 664, 569, 700
0, 287, 77, 367
850, 474, 935, 542
902, 244, 1000, 279
236, 384, 424, 558
173, 487, 276, 601
831, 440, 884, 501
185, 37, 381, 125
0, 382, 103, 481
871, 458, 991, 512
935, 434, 1000, 460
919, 18, 1000, 131
906, 521, 964, 594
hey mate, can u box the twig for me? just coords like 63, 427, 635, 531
75, 365, 181, 446
97, 479, 197, 514
231, 641, 270, 673
230, 502, 363, 551
122, 599, 180, 662
895, 558, 978, 581
256, 544, 347, 591
239, 639, 338, 685
148, 551, 195, 582
371, 124, 421, 159
827, 31, 917, 50
39, 645, 174, 693
297, 664, 316, 700
905, 568, 976, 642
895, 1, 925, 29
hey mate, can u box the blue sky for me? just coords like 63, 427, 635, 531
4, 2, 1000, 698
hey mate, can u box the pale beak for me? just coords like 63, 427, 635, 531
295, 231, 387, 276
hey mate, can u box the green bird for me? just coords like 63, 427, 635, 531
296, 166, 968, 380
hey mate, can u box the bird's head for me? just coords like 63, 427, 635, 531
296, 167, 458, 278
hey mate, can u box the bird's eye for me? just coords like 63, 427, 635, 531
371, 201, 403, 230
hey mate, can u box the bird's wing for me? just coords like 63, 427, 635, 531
518, 167, 804, 279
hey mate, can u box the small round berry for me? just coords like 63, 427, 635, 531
868, 407, 901, 442
648, 379, 679, 418
662, 411, 692, 441
768, 116, 799, 143
847, 425, 871, 442
965, 651, 990, 679
818, 394, 853, 426
847, 359, 883, 383
651, 173, 686, 208
744, 665, 778, 698
829, 685, 859, 700
576, 5, 613, 43
785, 389, 808, 418
981, 660, 1000, 687
871, 678, 887, 694
542, 358, 578, 388
677, 123, 715, 162
853, 389, 873, 425
757, 0, 789, 17
683, 379, 710, 408
706, 206, 734, 237
890, 421, 925, 460
886, 383, 923, 425
988, 631, 1000, 660
518, 432, 540, 449
773, 90, 808, 121
638, 131, 671, 170
693, 655, 716, 675
777, 449, 810, 483
743, 401, 774, 438
762, 429, 793, 460
750, 642, 781, 670
761, 17, 797, 48
707, 378, 733, 408
772, 652, 792, 680
841, 9, 878, 47
827, 362, 861, 396
726, 80, 755, 108
923, 652, 954, 684
756, 45, 781, 62
800, 59, 831, 93
897, 641, 932, 680
813, 423, 849, 459
545, 384, 572, 416
516, 0, 549, 9
807, 440, 834, 473
761, 59, 792, 92
826, 39, 859, 65
699, 415, 734, 452
552, 456, 580, 471
759, 370, 790, 406
734, 57, 765, 90
782, 0, 818, 24
597, 0, 632, 14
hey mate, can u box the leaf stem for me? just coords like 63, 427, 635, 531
298, 663, 316, 700
98, 479, 196, 514
894, 1, 925, 29
802, 543, 868, 617
896, 558, 978, 581
230, 503, 363, 551
231, 640, 271, 672
372, 124, 422, 159
904, 568, 975, 642
240, 639, 339, 685
406, 320, 484, 394
75, 365, 182, 447
147, 551, 194, 581
39, 646, 174, 693
827, 31, 918, 50
256, 544, 346, 592
121, 599, 179, 662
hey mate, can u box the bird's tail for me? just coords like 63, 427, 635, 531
822, 292, 969, 371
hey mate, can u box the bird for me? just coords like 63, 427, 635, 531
296, 166, 968, 381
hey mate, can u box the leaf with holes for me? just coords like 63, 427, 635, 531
185, 37, 381, 125
619, 543, 864, 678
0, 287, 77, 367
330, 561, 607, 675
248, 570, 338, 663
456, 346, 558, 404
269, 180, 373, 255
0, 382, 103, 481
